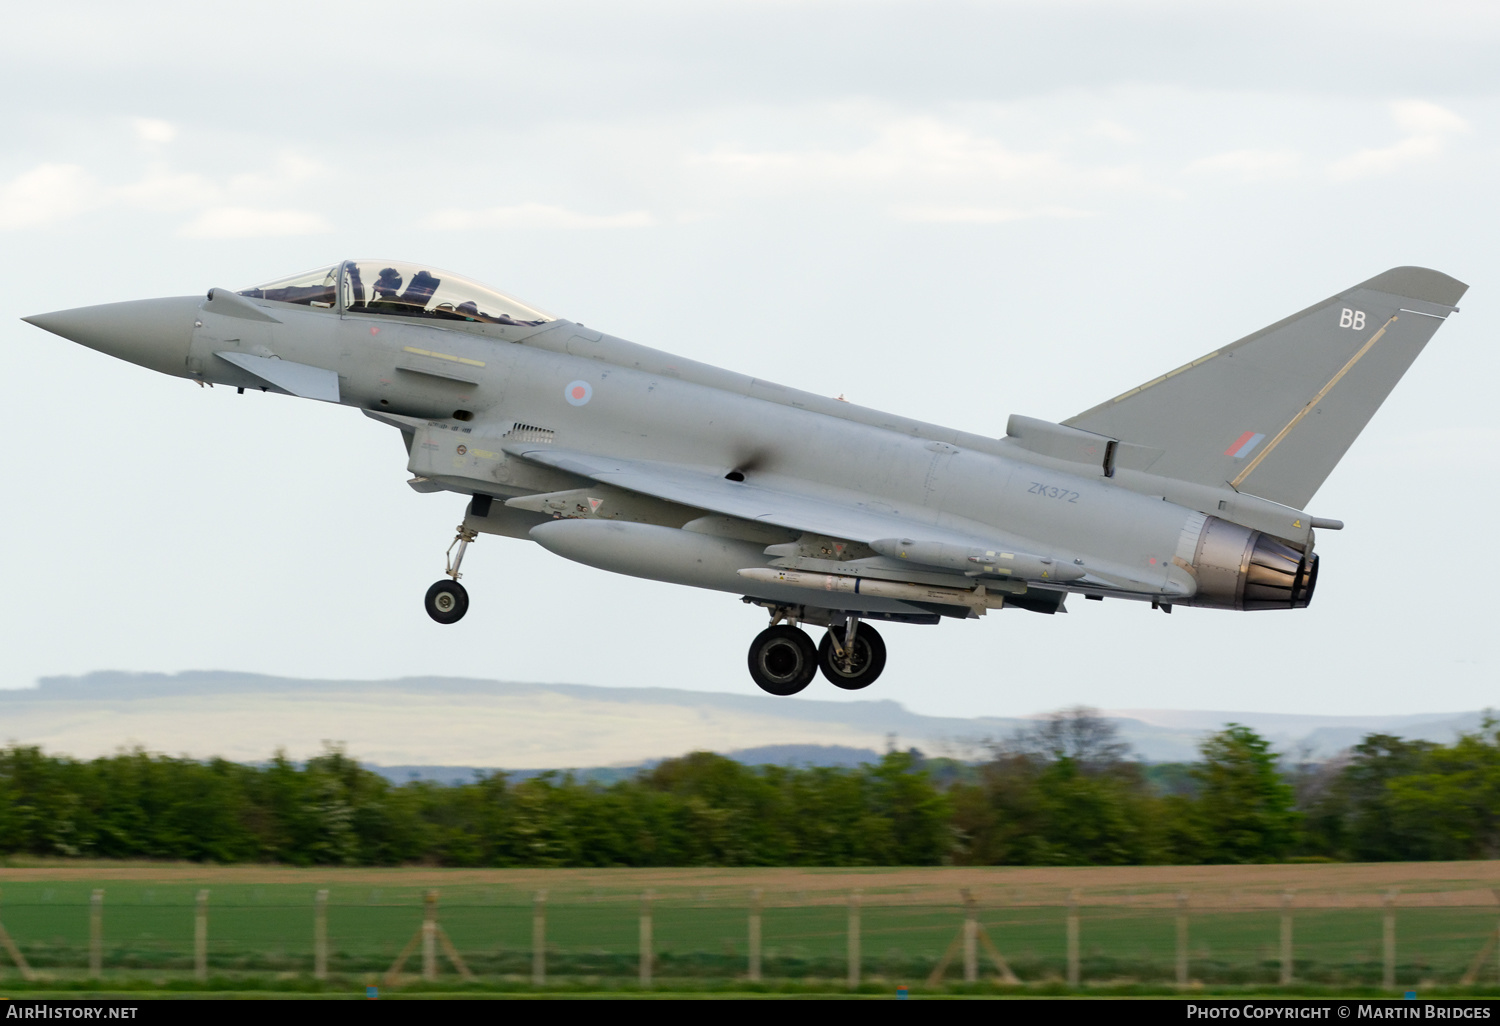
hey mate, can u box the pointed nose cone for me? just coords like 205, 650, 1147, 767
23, 296, 202, 377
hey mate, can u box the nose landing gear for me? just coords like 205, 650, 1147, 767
424, 524, 477, 624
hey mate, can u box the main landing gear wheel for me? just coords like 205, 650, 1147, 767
818, 622, 886, 690
747, 625, 818, 696
424, 579, 469, 624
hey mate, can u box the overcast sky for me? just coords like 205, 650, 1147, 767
3, 0, 1497, 721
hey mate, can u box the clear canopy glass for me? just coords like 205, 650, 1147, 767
342, 260, 554, 326
236, 260, 555, 325
237, 265, 339, 307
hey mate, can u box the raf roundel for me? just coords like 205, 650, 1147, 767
564, 380, 593, 406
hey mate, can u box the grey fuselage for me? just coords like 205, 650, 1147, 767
29, 285, 1324, 620
196, 291, 1274, 613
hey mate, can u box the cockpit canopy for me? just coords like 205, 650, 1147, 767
239, 265, 339, 307
238, 260, 555, 326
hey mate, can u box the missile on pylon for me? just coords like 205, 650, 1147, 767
736, 566, 1007, 616
867, 538, 1086, 582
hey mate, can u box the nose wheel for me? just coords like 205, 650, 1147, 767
424, 579, 469, 624
747, 625, 818, 696
425, 523, 477, 624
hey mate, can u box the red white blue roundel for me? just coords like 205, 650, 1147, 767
564, 380, 593, 406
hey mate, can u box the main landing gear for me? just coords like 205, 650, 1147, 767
424, 524, 477, 624
746, 613, 887, 696
747, 625, 817, 696
818, 618, 887, 691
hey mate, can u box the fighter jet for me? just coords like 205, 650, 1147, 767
24, 261, 1466, 695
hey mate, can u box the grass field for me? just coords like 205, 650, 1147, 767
1, 861, 1498, 995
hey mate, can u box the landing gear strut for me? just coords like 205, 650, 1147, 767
424, 524, 476, 624
818, 616, 886, 690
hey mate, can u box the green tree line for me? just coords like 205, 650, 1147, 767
0, 712, 1494, 866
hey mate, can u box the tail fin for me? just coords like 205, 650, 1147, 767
1063, 267, 1467, 508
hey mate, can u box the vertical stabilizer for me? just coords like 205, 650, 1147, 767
1063, 267, 1467, 508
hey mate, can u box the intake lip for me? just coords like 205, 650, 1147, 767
23, 296, 202, 378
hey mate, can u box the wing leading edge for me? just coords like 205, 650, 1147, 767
502, 448, 1188, 598
503, 444, 1002, 551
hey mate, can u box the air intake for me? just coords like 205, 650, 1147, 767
503, 422, 555, 444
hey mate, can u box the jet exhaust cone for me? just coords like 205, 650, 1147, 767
1241, 535, 1318, 611
1187, 516, 1319, 610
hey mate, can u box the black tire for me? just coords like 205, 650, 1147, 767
747, 625, 818, 696
424, 579, 469, 624
818, 623, 887, 690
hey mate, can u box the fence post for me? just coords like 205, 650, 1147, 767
1280, 891, 1294, 986
748, 889, 762, 983
90, 889, 104, 979
963, 890, 978, 983
194, 889, 209, 982
1175, 892, 1189, 987
532, 891, 546, 987
1458, 889, 1500, 986
0, 890, 35, 983
422, 890, 438, 982
1066, 889, 1080, 987
1383, 890, 1398, 990
847, 890, 862, 990
639, 891, 654, 988
314, 889, 329, 981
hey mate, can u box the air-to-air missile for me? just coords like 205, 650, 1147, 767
25, 260, 1466, 695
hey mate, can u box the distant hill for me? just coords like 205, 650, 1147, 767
0, 671, 1487, 770
726, 743, 883, 767
369, 744, 885, 786
4, 671, 1024, 768
1101, 707, 1493, 761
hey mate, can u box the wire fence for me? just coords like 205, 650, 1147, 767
1, 884, 1498, 990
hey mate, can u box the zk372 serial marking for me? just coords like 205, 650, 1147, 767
1029, 482, 1080, 503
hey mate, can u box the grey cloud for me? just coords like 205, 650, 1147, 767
5, 2, 1500, 138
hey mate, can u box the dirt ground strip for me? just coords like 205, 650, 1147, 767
3, 861, 1499, 908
